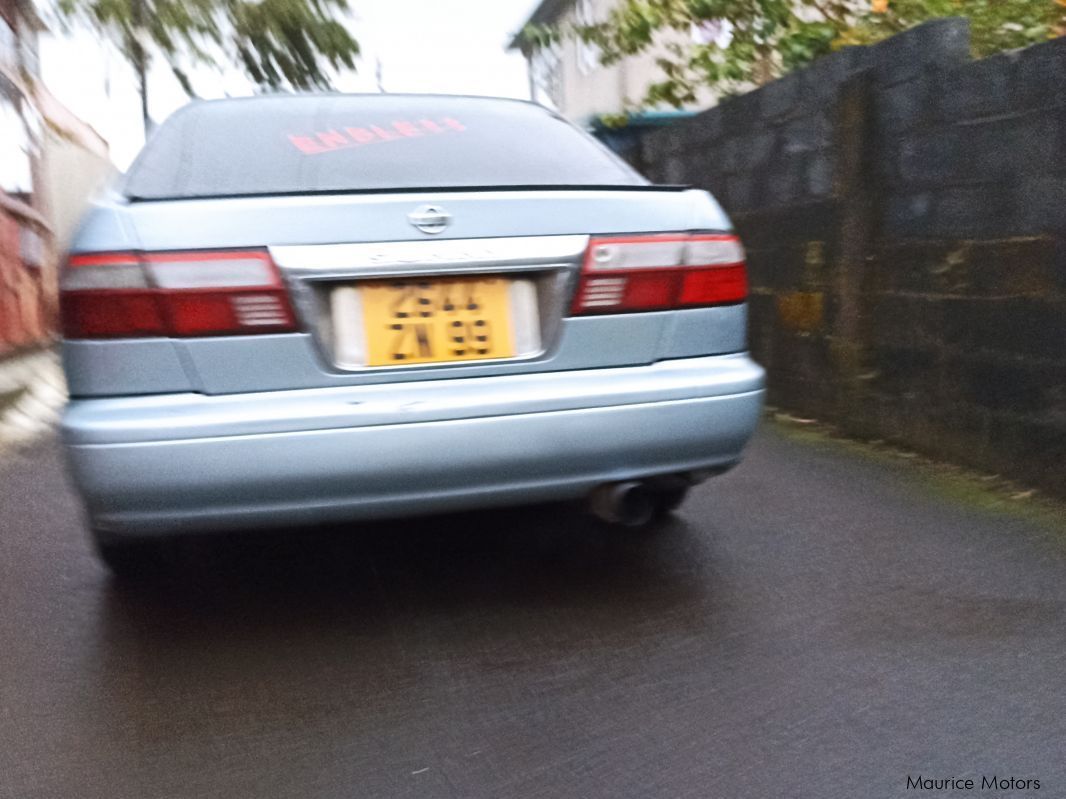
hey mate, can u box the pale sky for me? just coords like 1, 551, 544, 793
39, 0, 539, 170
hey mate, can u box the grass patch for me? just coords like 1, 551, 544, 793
767, 409, 1066, 534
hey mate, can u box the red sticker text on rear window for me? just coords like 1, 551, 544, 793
287, 117, 466, 155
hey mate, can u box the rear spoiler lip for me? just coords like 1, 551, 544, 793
124, 184, 694, 204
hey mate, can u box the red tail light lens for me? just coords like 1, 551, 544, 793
678, 264, 748, 306
571, 233, 747, 315
61, 250, 297, 339
62, 291, 167, 338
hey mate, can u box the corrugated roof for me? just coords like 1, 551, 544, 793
588, 110, 697, 129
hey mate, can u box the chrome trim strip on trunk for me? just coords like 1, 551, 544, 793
270, 234, 590, 279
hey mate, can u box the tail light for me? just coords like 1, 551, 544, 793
571, 233, 747, 315
61, 250, 298, 339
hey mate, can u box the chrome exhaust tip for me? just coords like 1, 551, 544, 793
587, 481, 655, 527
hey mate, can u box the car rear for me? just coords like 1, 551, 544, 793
59, 94, 764, 552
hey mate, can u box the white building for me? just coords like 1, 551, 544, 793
508, 0, 718, 123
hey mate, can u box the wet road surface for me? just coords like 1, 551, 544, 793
1, 425, 1064, 799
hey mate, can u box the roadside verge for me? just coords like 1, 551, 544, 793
767, 409, 1066, 534
0, 349, 67, 451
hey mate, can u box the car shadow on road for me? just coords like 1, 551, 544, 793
70, 503, 739, 788
95, 502, 729, 651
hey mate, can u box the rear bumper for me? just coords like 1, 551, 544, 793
62, 354, 765, 535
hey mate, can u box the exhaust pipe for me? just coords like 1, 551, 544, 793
588, 481, 655, 527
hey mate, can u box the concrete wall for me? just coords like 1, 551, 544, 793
0, 196, 50, 357
35, 83, 115, 254
39, 127, 112, 254
0, 0, 52, 358
638, 20, 1066, 497
0, 1, 114, 361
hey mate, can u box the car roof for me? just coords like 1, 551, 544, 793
167, 92, 547, 117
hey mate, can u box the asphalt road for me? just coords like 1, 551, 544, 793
1, 425, 1064, 799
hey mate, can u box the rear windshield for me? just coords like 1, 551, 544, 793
123, 94, 647, 200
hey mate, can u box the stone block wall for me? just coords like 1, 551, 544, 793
637, 20, 1066, 497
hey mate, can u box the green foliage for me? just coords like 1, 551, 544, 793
522, 0, 1065, 110
836, 0, 1065, 58
59, 0, 359, 97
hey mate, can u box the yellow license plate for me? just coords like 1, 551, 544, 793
361, 276, 515, 366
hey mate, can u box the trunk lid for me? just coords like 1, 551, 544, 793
69, 188, 734, 396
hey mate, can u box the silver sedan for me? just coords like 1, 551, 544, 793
59, 93, 765, 575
